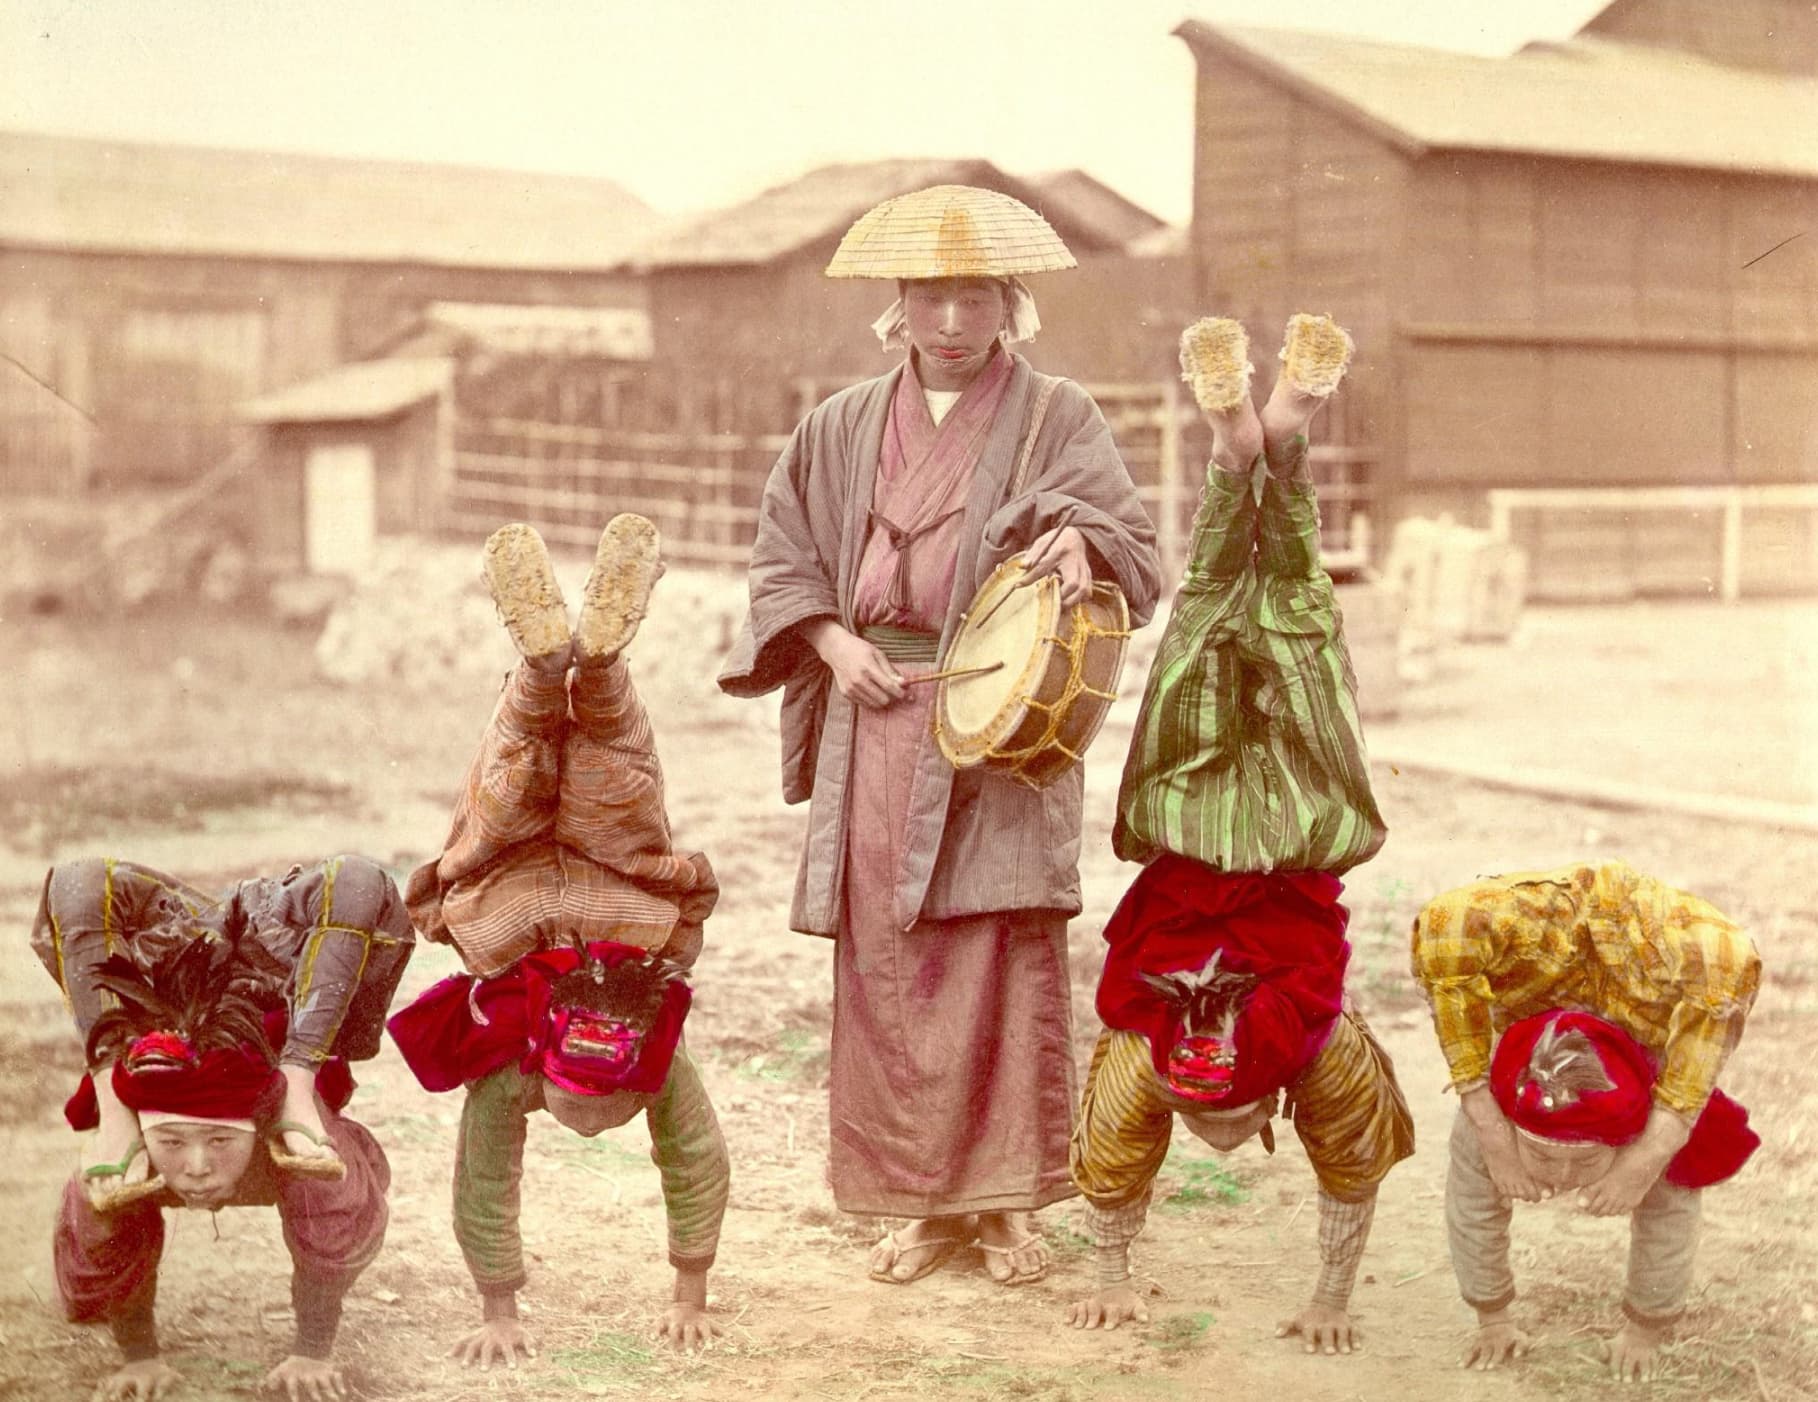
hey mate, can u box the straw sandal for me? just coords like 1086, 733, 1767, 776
575, 513, 662, 661
1179, 317, 1254, 415
975, 1234, 1050, 1286
1278, 314, 1354, 398
867, 1228, 966, 1285
81, 1141, 167, 1212
266, 1121, 347, 1180
482, 523, 572, 663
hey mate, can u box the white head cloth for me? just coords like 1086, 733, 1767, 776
870, 277, 1042, 352
138, 1109, 257, 1133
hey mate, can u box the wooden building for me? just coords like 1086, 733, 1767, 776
0, 131, 654, 494
626, 157, 1192, 413
1175, 1, 1818, 597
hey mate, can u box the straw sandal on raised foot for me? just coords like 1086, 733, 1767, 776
1179, 317, 1254, 414
82, 1141, 167, 1212
1278, 314, 1354, 398
975, 1234, 1050, 1286
867, 1228, 966, 1285
267, 1121, 347, 1180
481, 523, 572, 663
575, 513, 663, 661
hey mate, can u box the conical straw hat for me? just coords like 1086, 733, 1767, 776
825, 184, 1077, 280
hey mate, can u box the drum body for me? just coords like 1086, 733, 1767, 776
934, 556, 1130, 789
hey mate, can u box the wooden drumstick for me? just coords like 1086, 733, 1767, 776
900, 661, 1005, 688
972, 506, 1081, 631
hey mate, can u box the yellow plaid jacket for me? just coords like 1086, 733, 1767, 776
1409, 861, 1760, 1117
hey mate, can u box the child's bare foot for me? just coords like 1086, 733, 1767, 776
80, 1069, 159, 1211
868, 1216, 970, 1284
1179, 317, 1262, 472
976, 1210, 1048, 1285
270, 1064, 345, 1179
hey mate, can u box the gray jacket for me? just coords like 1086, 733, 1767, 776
718, 354, 1162, 935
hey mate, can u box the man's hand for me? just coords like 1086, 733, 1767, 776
656, 1301, 720, 1351
1460, 1318, 1529, 1371
1461, 1088, 1544, 1204
1064, 1283, 1150, 1331
1276, 1302, 1360, 1355
449, 1318, 536, 1370
1600, 1319, 1667, 1383
801, 620, 904, 709
91, 1359, 181, 1402
1020, 525, 1092, 605
261, 1355, 348, 1401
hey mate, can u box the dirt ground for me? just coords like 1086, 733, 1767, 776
2, 566, 1815, 1402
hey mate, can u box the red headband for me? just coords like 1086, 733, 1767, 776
1096, 856, 1349, 1106
1490, 1009, 1759, 1189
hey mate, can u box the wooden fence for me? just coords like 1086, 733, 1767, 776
444, 375, 1377, 575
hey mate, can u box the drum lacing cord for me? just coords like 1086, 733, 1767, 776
996, 605, 1132, 785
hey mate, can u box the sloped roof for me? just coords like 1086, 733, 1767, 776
1029, 170, 1168, 250
628, 158, 1117, 270
0, 130, 662, 270
239, 357, 450, 424
1174, 22, 1818, 180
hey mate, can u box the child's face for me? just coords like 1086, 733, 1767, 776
542, 1080, 650, 1137
1516, 1133, 1616, 1192
1178, 1097, 1274, 1152
143, 1121, 256, 1207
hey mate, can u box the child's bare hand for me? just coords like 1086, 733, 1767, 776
1277, 1303, 1361, 1354
449, 1318, 536, 1370
261, 1356, 347, 1402
656, 1301, 720, 1351
1064, 1284, 1149, 1331
1460, 1321, 1529, 1370
92, 1358, 181, 1402
1600, 1320, 1666, 1382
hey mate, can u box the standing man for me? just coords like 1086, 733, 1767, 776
720, 185, 1162, 1287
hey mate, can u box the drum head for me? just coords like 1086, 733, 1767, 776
937, 558, 1059, 765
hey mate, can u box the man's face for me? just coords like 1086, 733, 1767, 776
1516, 1133, 1616, 1192
1178, 1097, 1274, 1152
142, 1121, 256, 1207
541, 1080, 650, 1137
902, 277, 1008, 390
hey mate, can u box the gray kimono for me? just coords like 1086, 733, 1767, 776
718, 353, 1162, 936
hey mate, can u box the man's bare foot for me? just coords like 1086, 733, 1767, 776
1601, 1320, 1667, 1382
1259, 314, 1353, 453
867, 1216, 970, 1284
93, 1356, 181, 1401
975, 1210, 1048, 1284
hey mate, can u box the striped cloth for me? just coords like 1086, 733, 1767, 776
1410, 861, 1761, 1118
1071, 1017, 1411, 1306
407, 658, 718, 977
1114, 442, 1385, 874
453, 1043, 729, 1292
1071, 1014, 1413, 1208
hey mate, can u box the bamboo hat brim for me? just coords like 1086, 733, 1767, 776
825, 184, 1077, 280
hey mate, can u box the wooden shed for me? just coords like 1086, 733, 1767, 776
1175, 2, 1818, 598
0, 131, 654, 494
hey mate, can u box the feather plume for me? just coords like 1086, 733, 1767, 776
85, 924, 278, 1068
1138, 951, 1259, 1042
1522, 1023, 1617, 1110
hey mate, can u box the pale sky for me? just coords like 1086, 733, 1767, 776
2, 0, 1611, 224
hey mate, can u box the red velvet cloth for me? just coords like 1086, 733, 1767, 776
1095, 854, 1350, 1105
63, 1009, 350, 1131
1490, 1009, 1759, 1189
387, 939, 688, 1097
